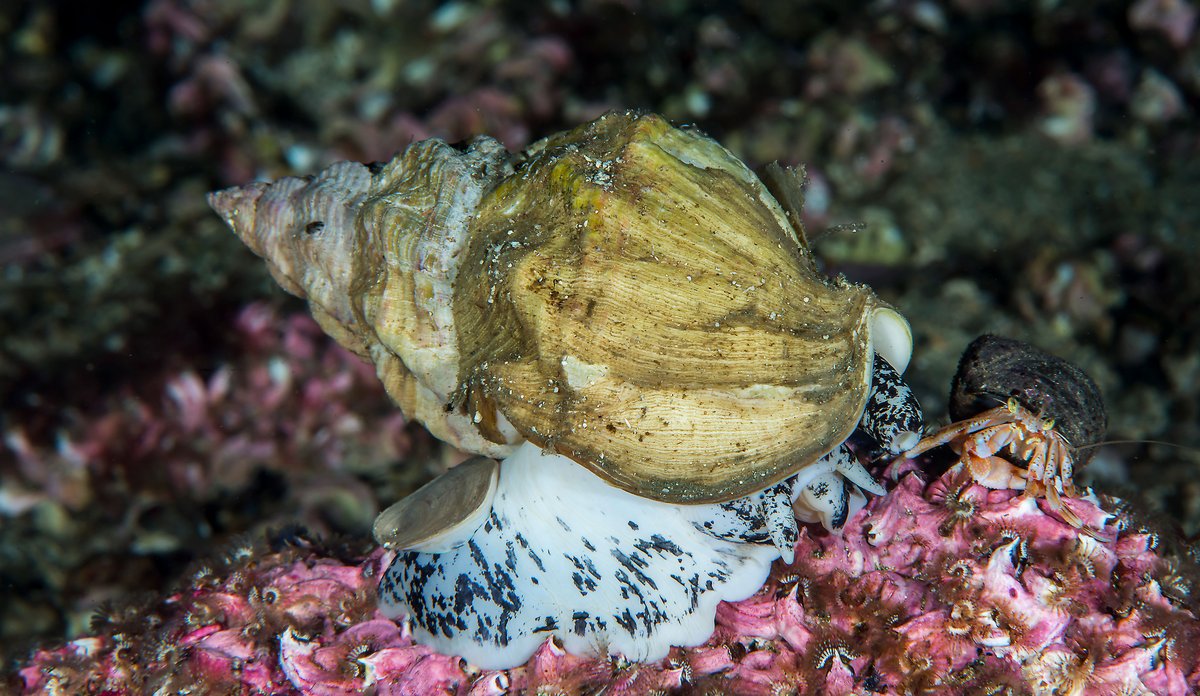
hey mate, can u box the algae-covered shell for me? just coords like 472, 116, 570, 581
209, 111, 901, 504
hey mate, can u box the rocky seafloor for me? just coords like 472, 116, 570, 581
15, 461, 1200, 694
2, 0, 1198, 692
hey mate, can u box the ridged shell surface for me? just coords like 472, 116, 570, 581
210, 138, 520, 458
209, 111, 885, 504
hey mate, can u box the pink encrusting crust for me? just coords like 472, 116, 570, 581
14, 465, 1200, 695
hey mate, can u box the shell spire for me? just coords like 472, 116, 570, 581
208, 137, 520, 457
210, 111, 898, 504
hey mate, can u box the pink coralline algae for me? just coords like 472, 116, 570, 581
0, 302, 416, 660
2, 303, 411, 531
14, 458, 1199, 695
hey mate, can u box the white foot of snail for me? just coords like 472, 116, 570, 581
378, 443, 781, 670
377, 354, 923, 669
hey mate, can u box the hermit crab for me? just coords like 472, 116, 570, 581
902, 334, 1107, 530
208, 112, 923, 669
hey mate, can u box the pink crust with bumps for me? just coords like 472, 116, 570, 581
15, 466, 1200, 695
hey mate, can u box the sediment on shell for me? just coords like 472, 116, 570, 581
209, 111, 898, 504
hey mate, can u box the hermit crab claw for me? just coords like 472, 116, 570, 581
372, 456, 499, 554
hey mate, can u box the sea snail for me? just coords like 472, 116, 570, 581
209, 112, 924, 669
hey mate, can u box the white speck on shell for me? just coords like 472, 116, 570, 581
561, 355, 609, 390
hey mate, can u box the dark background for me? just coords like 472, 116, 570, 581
1, 0, 1197, 665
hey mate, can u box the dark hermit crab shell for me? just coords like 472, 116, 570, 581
949, 334, 1108, 467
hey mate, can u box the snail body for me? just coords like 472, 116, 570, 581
380, 442, 783, 669
210, 112, 924, 668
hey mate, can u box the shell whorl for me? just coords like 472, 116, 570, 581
208, 137, 520, 458
210, 111, 890, 504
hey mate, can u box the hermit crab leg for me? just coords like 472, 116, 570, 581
901, 404, 1014, 459
1043, 483, 1085, 529
1053, 438, 1075, 494
970, 423, 1022, 460
963, 451, 1027, 490
1022, 436, 1050, 483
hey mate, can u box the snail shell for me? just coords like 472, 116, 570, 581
210, 137, 519, 459
949, 334, 1107, 466
209, 111, 906, 504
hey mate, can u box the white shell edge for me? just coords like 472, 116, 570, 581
869, 306, 913, 375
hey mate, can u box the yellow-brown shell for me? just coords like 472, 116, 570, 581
209, 111, 887, 504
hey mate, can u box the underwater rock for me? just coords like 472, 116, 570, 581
14, 459, 1199, 694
